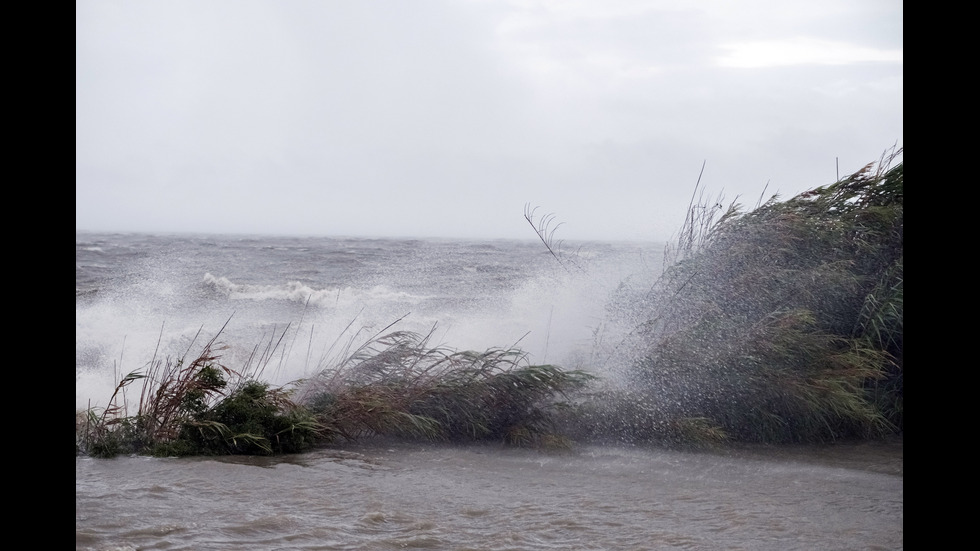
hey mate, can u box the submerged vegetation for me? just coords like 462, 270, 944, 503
78, 149, 902, 456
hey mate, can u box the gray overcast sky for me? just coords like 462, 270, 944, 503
75, 0, 902, 242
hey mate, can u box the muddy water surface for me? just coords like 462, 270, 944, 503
76, 438, 902, 550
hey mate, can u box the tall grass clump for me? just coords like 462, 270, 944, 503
77, 327, 323, 458
610, 149, 903, 444
297, 328, 595, 447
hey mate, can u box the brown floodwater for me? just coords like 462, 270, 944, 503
75, 437, 902, 550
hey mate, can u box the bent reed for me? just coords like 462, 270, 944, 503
580, 148, 903, 445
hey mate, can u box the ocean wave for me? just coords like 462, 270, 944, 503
201, 273, 432, 307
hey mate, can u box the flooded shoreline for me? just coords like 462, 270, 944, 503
77, 438, 902, 550
710, 435, 903, 477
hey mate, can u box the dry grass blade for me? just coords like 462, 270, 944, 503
524, 203, 583, 273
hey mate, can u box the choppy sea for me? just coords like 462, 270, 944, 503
75, 232, 902, 551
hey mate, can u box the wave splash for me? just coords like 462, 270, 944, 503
75, 234, 661, 411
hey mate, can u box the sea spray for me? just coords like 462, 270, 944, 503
76, 234, 663, 411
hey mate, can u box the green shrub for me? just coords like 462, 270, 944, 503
77, 331, 322, 457
165, 380, 321, 456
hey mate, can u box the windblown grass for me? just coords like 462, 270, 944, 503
298, 328, 595, 447
77, 324, 323, 457
78, 323, 594, 457
611, 148, 903, 443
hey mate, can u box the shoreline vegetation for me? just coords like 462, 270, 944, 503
77, 149, 902, 458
